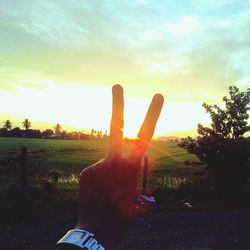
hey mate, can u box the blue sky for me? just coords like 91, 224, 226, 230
0, 0, 249, 135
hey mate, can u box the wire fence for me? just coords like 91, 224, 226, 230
0, 147, 28, 193
0, 146, 56, 196
0, 147, 150, 197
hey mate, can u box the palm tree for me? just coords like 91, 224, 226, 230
3, 120, 12, 130
22, 119, 31, 130
54, 123, 62, 134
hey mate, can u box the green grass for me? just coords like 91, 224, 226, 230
0, 137, 202, 178
0, 137, 205, 194
0, 138, 109, 181
1, 137, 249, 224
0, 137, 205, 219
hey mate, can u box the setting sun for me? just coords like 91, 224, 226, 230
0, 82, 211, 137
1, 2, 250, 249
0, 0, 249, 137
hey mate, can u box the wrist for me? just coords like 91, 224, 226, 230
74, 224, 109, 250
56, 229, 105, 250
75, 223, 123, 250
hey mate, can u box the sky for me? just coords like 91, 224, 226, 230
0, 0, 250, 137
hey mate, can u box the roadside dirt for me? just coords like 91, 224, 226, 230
1, 209, 249, 250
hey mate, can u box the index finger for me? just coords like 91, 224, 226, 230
138, 93, 164, 142
131, 94, 164, 160
109, 84, 124, 158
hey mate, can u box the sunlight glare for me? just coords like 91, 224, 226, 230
0, 83, 210, 137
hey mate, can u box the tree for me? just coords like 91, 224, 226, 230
0, 128, 9, 137
11, 127, 23, 137
42, 129, 54, 138
54, 123, 62, 134
201, 85, 250, 138
103, 130, 108, 140
61, 130, 67, 139
25, 129, 41, 138
3, 120, 12, 130
180, 85, 250, 191
97, 130, 103, 139
22, 119, 31, 130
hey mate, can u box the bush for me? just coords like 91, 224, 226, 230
180, 135, 250, 190
49, 169, 63, 183
180, 85, 250, 192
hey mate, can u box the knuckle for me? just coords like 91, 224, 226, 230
79, 166, 94, 182
79, 167, 90, 181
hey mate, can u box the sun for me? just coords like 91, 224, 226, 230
0, 83, 210, 137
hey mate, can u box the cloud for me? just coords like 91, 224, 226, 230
147, 58, 191, 74
0, 1, 96, 49
1, 0, 250, 135
163, 15, 201, 37
0, 0, 250, 104
236, 77, 250, 87
143, 15, 201, 42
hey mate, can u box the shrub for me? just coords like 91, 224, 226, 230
180, 86, 250, 191
49, 169, 63, 183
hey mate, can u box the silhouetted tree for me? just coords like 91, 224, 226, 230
42, 129, 54, 138
201, 85, 250, 138
22, 119, 31, 130
3, 120, 12, 130
61, 130, 67, 139
54, 124, 62, 134
11, 127, 23, 137
97, 130, 102, 139
0, 128, 9, 137
103, 130, 108, 140
79, 131, 91, 140
25, 129, 41, 138
180, 85, 250, 191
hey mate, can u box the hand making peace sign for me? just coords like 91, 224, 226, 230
76, 84, 164, 250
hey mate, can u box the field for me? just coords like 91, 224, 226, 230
0, 137, 202, 181
0, 137, 205, 223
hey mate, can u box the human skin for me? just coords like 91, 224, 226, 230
76, 84, 164, 250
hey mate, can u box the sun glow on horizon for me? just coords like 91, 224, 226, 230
0, 82, 211, 137
1, 0, 250, 138
0, 0, 250, 137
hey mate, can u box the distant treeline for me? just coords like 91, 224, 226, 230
0, 119, 108, 140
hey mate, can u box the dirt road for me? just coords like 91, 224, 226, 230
1, 210, 250, 250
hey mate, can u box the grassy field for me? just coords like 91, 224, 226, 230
0, 137, 204, 195
0, 137, 201, 177
0, 137, 206, 223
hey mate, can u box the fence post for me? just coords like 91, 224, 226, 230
20, 146, 28, 195
142, 155, 148, 193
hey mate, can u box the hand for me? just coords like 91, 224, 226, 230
76, 84, 164, 250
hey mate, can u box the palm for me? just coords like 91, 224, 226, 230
22, 119, 31, 130
4, 120, 12, 130
77, 85, 164, 250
